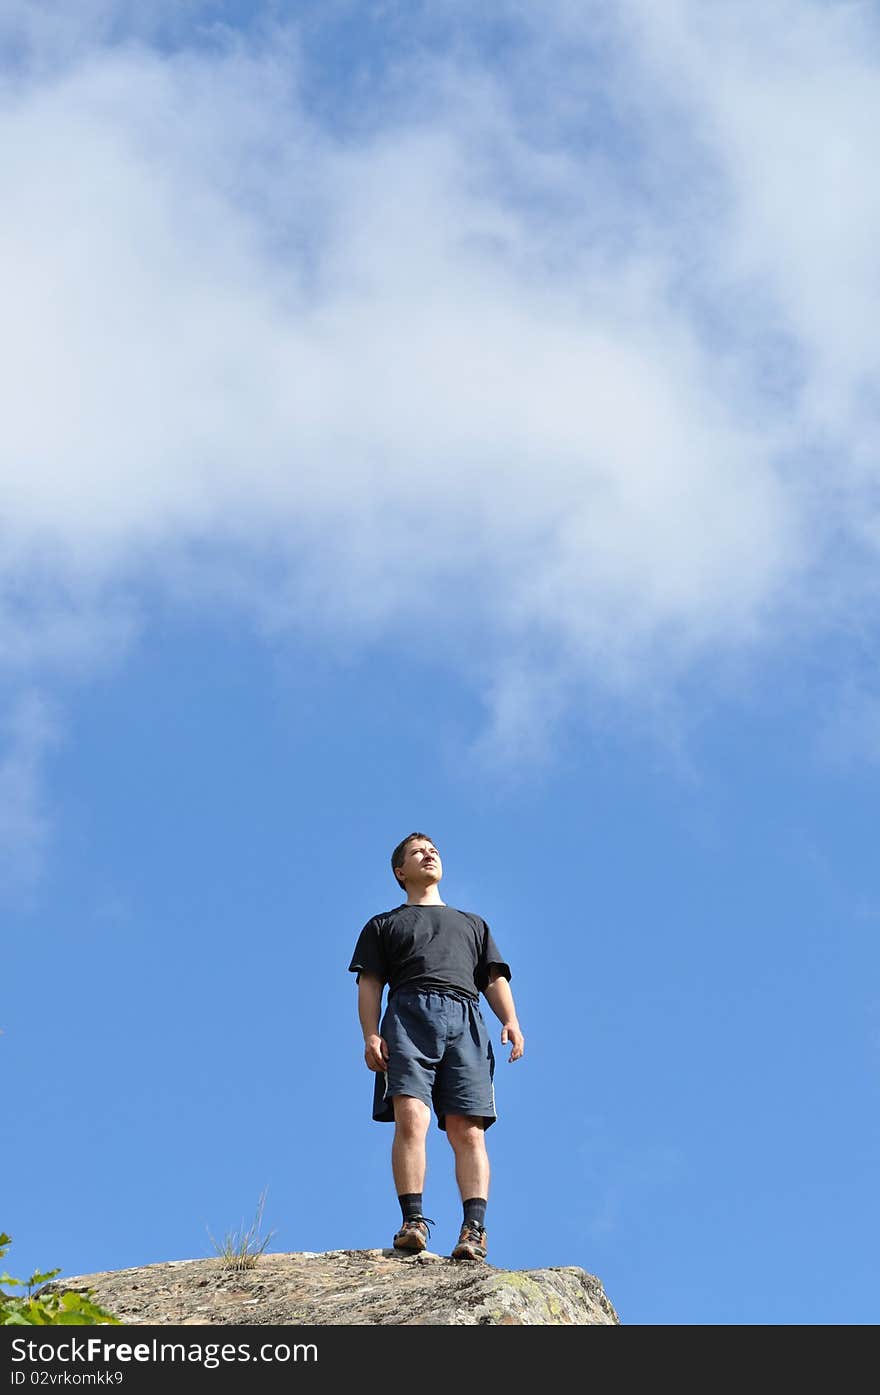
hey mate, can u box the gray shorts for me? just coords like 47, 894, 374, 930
371, 987, 497, 1131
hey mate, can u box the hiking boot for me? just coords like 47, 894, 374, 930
451, 1219, 487, 1261
392, 1216, 435, 1253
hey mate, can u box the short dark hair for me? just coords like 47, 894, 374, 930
391, 832, 436, 890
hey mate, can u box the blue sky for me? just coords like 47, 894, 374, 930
3, 0, 879, 1326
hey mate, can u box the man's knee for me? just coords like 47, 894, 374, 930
445, 1113, 487, 1149
392, 1094, 431, 1134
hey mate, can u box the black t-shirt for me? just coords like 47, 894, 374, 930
348, 904, 511, 1002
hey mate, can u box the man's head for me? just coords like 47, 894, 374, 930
391, 832, 442, 895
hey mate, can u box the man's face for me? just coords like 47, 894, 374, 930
397, 838, 442, 891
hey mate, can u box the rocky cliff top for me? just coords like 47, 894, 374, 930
44, 1249, 621, 1326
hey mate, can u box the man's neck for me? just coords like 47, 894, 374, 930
406, 888, 445, 906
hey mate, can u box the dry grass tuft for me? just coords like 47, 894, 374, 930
207, 1188, 276, 1270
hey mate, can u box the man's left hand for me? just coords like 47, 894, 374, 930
501, 1022, 525, 1062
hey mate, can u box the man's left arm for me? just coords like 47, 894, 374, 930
484, 966, 525, 1062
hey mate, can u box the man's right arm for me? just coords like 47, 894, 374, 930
357, 973, 389, 1072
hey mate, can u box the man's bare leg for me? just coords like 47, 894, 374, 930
445, 1113, 490, 1200
445, 1114, 490, 1259
391, 1095, 431, 1193
389, 1095, 433, 1250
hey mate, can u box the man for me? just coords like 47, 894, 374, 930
348, 832, 525, 1263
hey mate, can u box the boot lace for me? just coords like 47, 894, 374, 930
404, 1215, 435, 1236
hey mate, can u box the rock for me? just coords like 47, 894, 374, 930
41, 1249, 620, 1325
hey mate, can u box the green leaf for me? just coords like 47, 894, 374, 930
0, 1237, 120, 1325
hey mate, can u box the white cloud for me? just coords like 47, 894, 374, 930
615, 0, 880, 484
0, 1, 877, 752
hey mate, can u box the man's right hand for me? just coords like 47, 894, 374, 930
364, 1034, 390, 1072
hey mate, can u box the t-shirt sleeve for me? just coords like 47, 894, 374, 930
348, 917, 388, 985
475, 919, 511, 992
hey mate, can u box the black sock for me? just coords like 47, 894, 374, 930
399, 1193, 424, 1223
463, 1197, 487, 1229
